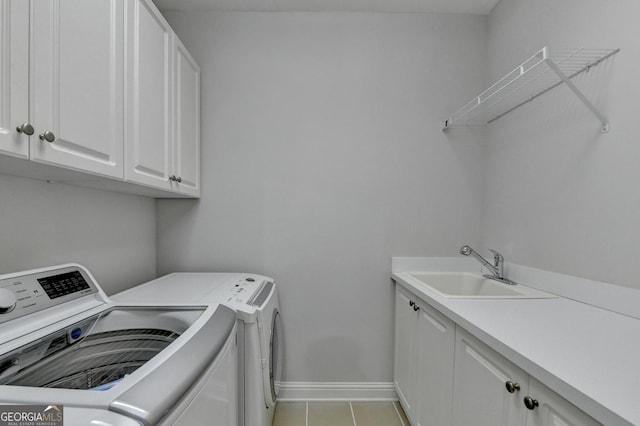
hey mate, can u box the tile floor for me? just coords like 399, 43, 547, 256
273, 401, 410, 426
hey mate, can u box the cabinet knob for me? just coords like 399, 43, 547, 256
524, 396, 539, 410
16, 123, 35, 136
39, 131, 56, 143
413, 304, 420, 312
176, 176, 182, 183
505, 381, 521, 393
169, 175, 177, 182
409, 300, 415, 307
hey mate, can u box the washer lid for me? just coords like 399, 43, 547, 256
110, 304, 236, 424
0, 306, 204, 389
0, 304, 237, 426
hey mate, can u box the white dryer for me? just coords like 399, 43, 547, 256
0, 264, 238, 426
114, 273, 283, 426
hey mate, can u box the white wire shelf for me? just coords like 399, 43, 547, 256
442, 46, 620, 133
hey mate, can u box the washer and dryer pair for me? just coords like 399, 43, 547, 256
0, 264, 238, 425
113, 272, 283, 426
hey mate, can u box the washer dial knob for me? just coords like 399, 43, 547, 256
0, 288, 17, 314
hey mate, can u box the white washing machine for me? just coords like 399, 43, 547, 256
0, 264, 238, 426
114, 272, 283, 426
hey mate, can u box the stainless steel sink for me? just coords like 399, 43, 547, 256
407, 272, 556, 299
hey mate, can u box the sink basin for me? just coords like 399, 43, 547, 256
407, 272, 556, 299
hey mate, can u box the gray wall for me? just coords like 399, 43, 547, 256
157, 11, 487, 382
483, 0, 640, 289
0, 174, 156, 295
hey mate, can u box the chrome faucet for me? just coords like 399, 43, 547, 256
459, 245, 517, 285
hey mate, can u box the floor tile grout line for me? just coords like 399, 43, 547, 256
273, 400, 406, 426
349, 401, 357, 426
392, 401, 406, 426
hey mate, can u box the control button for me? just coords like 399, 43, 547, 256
246, 277, 255, 282
0, 288, 17, 314
71, 328, 82, 340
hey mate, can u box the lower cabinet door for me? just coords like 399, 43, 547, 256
394, 287, 417, 422
451, 328, 527, 426
525, 378, 602, 426
415, 300, 455, 426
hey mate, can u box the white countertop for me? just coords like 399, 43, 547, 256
392, 269, 640, 426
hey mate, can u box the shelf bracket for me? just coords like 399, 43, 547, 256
544, 58, 610, 133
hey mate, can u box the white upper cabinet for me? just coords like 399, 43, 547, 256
30, 0, 124, 178
0, 0, 200, 197
125, 0, 173, 191
0, 0, 29, 159
124, 0, 201, 197
172, 36, 200, 197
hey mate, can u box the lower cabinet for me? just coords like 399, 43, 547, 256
394, 284, 601, 426
453, 328, 601, 426
394, 286, 455, 426
452, 328, 527, 426
526, 378, 601, 426
394, 287, 416, 419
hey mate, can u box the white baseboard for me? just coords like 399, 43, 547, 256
277, 382, 398, 401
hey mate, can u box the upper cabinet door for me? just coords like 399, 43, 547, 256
0, 0, 29, 159
124, 0, 173, 190
30, 0, 124, 178
172, 36, 200, 197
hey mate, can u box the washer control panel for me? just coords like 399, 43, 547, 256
227, 278, 260, 305
225, 277, 274, 307
0, 266, 98, 325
